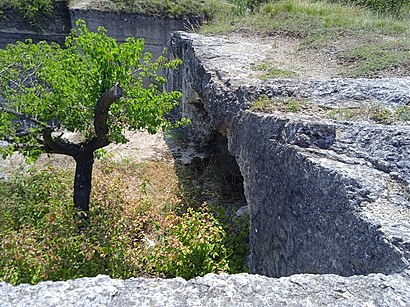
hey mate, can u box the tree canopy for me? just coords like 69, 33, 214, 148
0, 20, 183, 213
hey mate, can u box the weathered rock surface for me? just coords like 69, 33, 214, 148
69, 9, 193, 59
0, 0, 71, 49
166, 32, 410, 278
0, 1, 193, 58
2, 271, 410, 306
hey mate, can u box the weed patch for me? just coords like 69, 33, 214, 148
252, 62, 298, 79
341, 40, 410, 77
250, 96, 304, 113
0, 0, 53, 23
68, 0, 226, 18
0, 157, 248, 285
250, 96, 410, 125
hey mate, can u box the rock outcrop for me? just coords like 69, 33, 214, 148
69, 9, 194, 59
166, 32, 410, 278
0, 1, 193, 59
2, 271, 410, 306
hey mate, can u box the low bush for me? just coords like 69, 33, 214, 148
142, 207, 230, 278
0, 0, 53, 23
0, 158, 248, 285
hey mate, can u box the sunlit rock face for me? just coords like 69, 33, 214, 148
1, 272, 410, 306
167, 31, 410, 277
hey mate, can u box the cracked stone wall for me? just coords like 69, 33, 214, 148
0, 1, 191, 59
166, 32, 410, 278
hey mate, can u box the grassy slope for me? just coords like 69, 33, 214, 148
201, 0, 410, 77
2, 0, 408, 76
68, 0, 227, 18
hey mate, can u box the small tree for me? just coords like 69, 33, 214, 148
0, 20, 183, 216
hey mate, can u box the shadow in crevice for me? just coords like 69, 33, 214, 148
166, 129, 246, 209
165, 128, 250, 272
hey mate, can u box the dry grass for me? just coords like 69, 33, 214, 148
92, 159, 182, 216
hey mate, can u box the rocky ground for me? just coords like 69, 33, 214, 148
1, 271, 410, 306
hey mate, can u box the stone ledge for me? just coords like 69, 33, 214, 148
1, 271, 410, 306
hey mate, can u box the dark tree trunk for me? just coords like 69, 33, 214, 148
39, 85, 123, 222
73, 152, 94, 216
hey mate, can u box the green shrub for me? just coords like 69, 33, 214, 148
0, 166, 135, 285
143, 206, 231, 279
0, 0, 53, 23
0, 160, 249, 285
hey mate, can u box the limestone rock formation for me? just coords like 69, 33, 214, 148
2, 271, 410, 306
166, 32, 410, 278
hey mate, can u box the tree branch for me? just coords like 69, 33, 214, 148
86, 84, 123, 151
42, 128, 81, 157
0, 106, 50, 128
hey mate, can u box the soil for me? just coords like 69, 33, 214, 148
104, 130, 173, 163
0, 130, 173, 176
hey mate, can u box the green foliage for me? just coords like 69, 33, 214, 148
250, 96, 410, 124
395, 105, 410, 122
326, 103, 410, 124
0, 159, 249, 285
250, 96, 303, 113
326, 0, 409, 16
212, 206, 249, 273
249, 95, 270, 111
0, 0, 53, 23
0, 20, 182, 160
202, 0, 410, 77
341, 40, 410, 77
143, 206, 230, 279
68, 0, 223, 18
0, 166, 135, 285
253, 62, 298, 79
